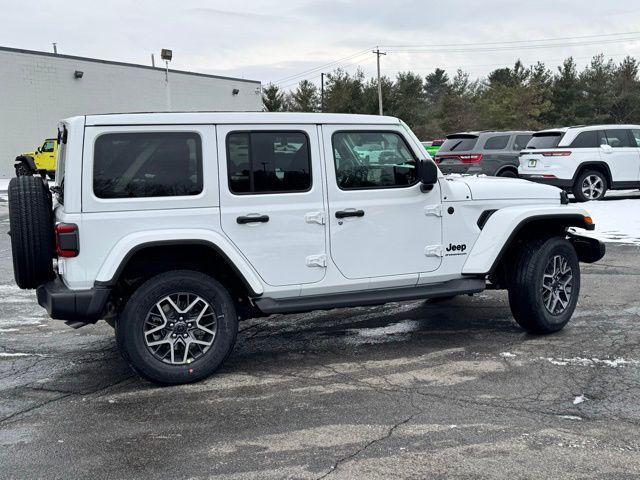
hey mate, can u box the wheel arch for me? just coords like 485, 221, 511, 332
95, 235, 264, 298
462, 208, 594, 277
572, 161, 612, 186
494, 164, 519, 177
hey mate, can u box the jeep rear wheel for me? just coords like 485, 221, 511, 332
116, 270, 238, 385
508, 237, 580, 334
573, 170, 607, 202
8, 176, 55, 289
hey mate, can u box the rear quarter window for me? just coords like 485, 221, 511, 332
570, 130, 603, 148
93, 132, 203, 199
439, 136, 478, 152
483, 135, 509, 150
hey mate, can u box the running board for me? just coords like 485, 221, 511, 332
254, 278, 486, 315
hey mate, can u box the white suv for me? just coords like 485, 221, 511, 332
8, 112, 604, 384
519, 125, 640, 201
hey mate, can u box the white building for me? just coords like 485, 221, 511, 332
0, 46, 262, 177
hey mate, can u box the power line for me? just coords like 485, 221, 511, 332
270, 49, 371, 85
380, 30, 640, 49
385, 36, 640, 54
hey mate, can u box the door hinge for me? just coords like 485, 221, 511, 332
305, 211, 326, 225
424, 204, 443, 217
424, 245, 444, 257
306, 254, 327, 268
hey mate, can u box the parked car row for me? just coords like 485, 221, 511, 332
423, 124, 640, 202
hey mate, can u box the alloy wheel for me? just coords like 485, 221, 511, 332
143, 293, 217, 365
581, 175, 604, 200
541, 254, 573, 316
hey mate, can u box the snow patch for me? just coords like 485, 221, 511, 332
572, 195, 640, 245
0, 352, 41, 358
0, 328, 19, 333
559, 415, 583, 421
345, 319, 420, 345
500, 352, 516, 358
573, 395, 586, 405
542, 356, 640, 367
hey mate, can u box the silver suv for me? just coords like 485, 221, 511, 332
435, 131, 533, 177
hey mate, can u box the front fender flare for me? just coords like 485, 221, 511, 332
94, 229, 264, 295
462, 205, 594, 276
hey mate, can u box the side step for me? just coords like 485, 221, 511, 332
254, 278, 486, 315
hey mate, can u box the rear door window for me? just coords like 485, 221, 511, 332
439, 136, 478, 152
227, 131, 311, 194
631, 129, 640, 147
513, 134, 532, 150
483, 135, 509, 150
570, 130, 601, 148
93, 132, 203, 199
605, 129, 634, 148
526, 132, 564, 149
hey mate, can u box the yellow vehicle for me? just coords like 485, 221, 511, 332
15, 138, 58, 178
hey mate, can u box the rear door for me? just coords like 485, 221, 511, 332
602, 129, 639, 182
217, 125, 326, 287
479, 134, 512, 175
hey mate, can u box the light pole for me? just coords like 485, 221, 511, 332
161, 49, 173, 110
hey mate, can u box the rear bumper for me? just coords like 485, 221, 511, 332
36, 278, 110, 323
519, 174, 573, 188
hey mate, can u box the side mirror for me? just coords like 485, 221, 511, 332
418, 160, 438, 192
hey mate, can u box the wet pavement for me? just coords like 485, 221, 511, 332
1, 201, 640, 479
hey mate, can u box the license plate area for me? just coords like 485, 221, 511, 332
528, 159, 537, 167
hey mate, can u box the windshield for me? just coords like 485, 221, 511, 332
526, 132, 564, 149
439, 136, 479, 152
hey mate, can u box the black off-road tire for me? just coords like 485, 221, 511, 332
573, 170, 607, 202
8, 176, 55, 289
116, 270, 238, 385
508, 237, 580, 334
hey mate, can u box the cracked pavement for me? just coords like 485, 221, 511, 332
1, 202, 640, 479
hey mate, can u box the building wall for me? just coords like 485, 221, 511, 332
0, 48, 262, 177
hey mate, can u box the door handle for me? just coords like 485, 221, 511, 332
335, 209, 365, 219
236, 215, 270, 224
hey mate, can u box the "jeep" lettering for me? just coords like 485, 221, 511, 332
446, 243, 467, 252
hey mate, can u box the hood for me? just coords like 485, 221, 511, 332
454, 175, 561, 201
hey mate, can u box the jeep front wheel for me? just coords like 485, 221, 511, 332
508, 237, 580, 334
116, 270, 238, 385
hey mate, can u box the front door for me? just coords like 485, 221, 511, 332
322, 125, 442, 281
217, 125, 326, 287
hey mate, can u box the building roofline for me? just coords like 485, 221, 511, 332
0, 45, 261, 85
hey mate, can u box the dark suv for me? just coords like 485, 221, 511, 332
434, 131, 533, 177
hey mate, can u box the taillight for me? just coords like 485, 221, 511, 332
433, 156, 442, 164
55, 223, 79, 258
459, 154, 483, 163
541, 151, 572, 157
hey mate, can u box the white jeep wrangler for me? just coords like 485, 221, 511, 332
8, 112, 605, 385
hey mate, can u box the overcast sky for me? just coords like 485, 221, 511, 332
2, 0, 640, 89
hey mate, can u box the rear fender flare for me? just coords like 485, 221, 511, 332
15, 155, 37, 172
94, 229, 264, 295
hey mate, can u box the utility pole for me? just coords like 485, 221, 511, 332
320, 73, 325, 112
52, 42, 58, 54
373, 47, 386, 115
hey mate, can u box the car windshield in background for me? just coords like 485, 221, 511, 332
526, 132, 564, 149
439, 136, 478, 152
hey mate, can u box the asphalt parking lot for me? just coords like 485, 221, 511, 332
1, 199, 640, 479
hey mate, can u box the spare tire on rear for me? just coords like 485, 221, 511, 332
8, 176, 55, 289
